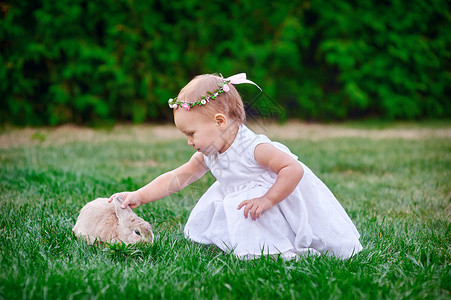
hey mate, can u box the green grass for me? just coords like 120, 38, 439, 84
0, 123, 450, 299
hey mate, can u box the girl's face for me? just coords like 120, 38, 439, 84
174, 109, 232, 156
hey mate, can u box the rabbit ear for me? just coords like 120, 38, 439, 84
112, 196, 133, 222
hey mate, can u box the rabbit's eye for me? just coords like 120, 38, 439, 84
134, 230, 141, 235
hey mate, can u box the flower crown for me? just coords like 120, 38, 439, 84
168, 73, 261, 111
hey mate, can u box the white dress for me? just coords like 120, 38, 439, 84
184, 125, 363, 259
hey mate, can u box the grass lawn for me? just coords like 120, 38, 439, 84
0, 121, 450, 299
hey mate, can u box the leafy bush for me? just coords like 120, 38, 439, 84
1, 0, 450, 125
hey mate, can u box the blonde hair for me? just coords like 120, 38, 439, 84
176, 74, 246, 124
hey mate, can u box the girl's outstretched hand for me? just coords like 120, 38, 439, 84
108, 191, 143, 209
237, 196, 274, 221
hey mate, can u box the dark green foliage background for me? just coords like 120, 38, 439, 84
1, 0, 450, 125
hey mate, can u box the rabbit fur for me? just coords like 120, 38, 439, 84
73, 196, 154, 245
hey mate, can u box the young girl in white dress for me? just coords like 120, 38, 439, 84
110, 73, 363, 259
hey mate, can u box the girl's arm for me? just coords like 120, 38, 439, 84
110, 152, 208, 209
237, 143, 304, 220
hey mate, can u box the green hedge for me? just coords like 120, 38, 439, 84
1, 0, 450, 125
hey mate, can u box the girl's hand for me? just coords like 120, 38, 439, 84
237, 196, 274, 221
108, 191, 143, 209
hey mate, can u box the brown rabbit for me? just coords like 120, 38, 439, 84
72, 196, 154, 245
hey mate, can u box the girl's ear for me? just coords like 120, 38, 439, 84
214, 113, 227, 128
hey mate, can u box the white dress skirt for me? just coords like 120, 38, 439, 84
184, 125, 363, 259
